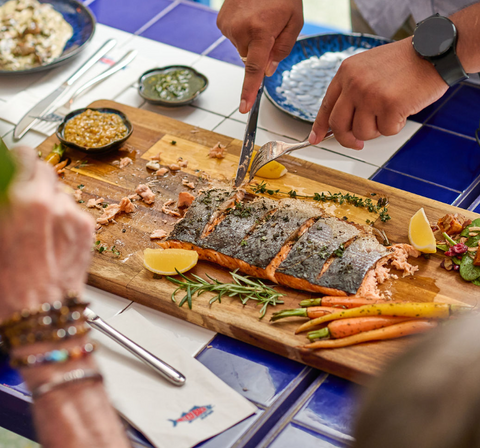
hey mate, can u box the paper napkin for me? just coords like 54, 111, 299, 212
90, 310, 256, 448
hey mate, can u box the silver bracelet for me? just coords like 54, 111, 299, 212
31, 368, 103, 401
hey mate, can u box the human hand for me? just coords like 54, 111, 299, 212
217, 0, 303, 113
308, 37, 448, 149
0, 146, 94, 321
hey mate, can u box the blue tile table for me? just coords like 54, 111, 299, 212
2, 1, 480, 447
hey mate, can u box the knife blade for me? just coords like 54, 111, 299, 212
234, 80, 264, 187
14, 38, 117, 140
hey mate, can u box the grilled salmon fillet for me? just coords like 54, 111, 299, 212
160, 189, 418, 296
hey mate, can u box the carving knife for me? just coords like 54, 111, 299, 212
14, 38, 117, 140
234, 79, 264, 187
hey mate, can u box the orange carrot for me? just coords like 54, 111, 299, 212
270, 306, 338, 322
300, 296, 388, 309
307, 316, 416, 341
302, 319, 437, 350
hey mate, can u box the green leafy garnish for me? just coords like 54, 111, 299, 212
459, 253, 480, 282
0, 137, 16, 204
252, 181, 391, 222
166, 270, 284, 318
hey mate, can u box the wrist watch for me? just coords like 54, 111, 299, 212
412, 13, 468, 87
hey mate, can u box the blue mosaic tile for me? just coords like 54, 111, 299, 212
196, 409, 263, 448
140, 3, 222, 54
0, 389, 35, 442
207, 38, 244, 67
267, 423, 346, 448
294, 376, 359, 441
409, 85, 460, 124
88, 0, 173, 34
371, 169, 460, 204
426, 84, 480, 138
0, 359, 26, 391
196, 334, 306, 407
384, 126, 480, 192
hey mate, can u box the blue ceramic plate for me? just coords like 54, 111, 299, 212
264, 33, 391, 123
0, 0, 95, 75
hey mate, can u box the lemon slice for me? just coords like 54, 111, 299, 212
143, 248, 198, 275
248, 151, 287, 179
408, 208, 436, 253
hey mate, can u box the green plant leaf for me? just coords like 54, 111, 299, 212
0, 137, 16, 204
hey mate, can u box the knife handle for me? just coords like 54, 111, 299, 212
89, 316, 186, 387
66, 39, 117, 87
70, 50, 138, 102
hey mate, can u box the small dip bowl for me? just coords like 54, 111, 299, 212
56, 107, 133, 154
138, 66, 208, 106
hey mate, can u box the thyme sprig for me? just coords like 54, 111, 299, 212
166, 270, 284, 318
251, 181, 391, 223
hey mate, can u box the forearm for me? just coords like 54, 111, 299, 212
450, 3, 480, 73
16, 339, 130, 448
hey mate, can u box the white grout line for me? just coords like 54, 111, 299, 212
201, 35, 226, 56
134, 0, 181, 36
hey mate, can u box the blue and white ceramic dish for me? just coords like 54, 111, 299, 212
264, 33, 391, 123
0, 0, 95, 75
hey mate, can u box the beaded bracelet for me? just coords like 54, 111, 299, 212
31, 368, 103, 401
0, 293, 86, 330
5, 322, 91, 348
10, 342, 96, 369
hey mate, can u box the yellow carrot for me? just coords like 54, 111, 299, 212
302, 319, 437, 349
295, 302, 472, 334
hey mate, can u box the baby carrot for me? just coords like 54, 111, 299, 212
299, 296, 388, 309
307, 316, 416, 341
301, 319, 437, 349
296, 302, 472, 334
270, 306, 338, 322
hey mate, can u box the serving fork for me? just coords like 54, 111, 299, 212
248, 129, 335, 182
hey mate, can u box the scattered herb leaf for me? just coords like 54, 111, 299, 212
166, 270, 284, 318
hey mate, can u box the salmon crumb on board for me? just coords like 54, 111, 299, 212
162, 199, 181, 217
150, 152, 162, 161
208, 142, 226, 159
182, 179, 195, 189
87, 197, 105, 208
169, 163, 181, 171
156, 167, 168, 176
135, 184, 155, 204
97, 197, 136, 225
150, 229, 168, 240
178, 191, 195, 209
73, 189, 83, 202
179, 159, 188, 168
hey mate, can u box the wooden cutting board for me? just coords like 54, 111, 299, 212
37, 100, 480, 385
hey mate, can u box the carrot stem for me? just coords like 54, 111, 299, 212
302, 320, 437, 349
270, 308, 308, 321
308, 328, 330, 341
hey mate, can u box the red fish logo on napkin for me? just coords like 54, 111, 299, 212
169, 405, 214, 427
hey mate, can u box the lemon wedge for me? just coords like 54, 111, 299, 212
408, 208, 436, 253
143, 248, 198, 275
247, 151, 287, 179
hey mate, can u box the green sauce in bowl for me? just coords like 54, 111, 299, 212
138, 66, 208, 106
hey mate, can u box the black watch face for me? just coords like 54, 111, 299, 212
414, 16, 456, 58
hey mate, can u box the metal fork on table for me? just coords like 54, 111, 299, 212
35, 49, 138, 135
248, 129, 335, 182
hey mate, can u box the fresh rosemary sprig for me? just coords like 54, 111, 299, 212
166, 270, 284, 318
251, 181, 391, 223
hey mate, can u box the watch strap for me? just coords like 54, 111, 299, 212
432, 50, 469, 87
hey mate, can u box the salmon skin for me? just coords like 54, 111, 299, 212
316, 236, 390, 294
276, 216, 361, 285
163, 189, 397, 296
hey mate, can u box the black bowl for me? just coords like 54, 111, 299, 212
138, 65, 208, 107
56, 107, 133, 154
